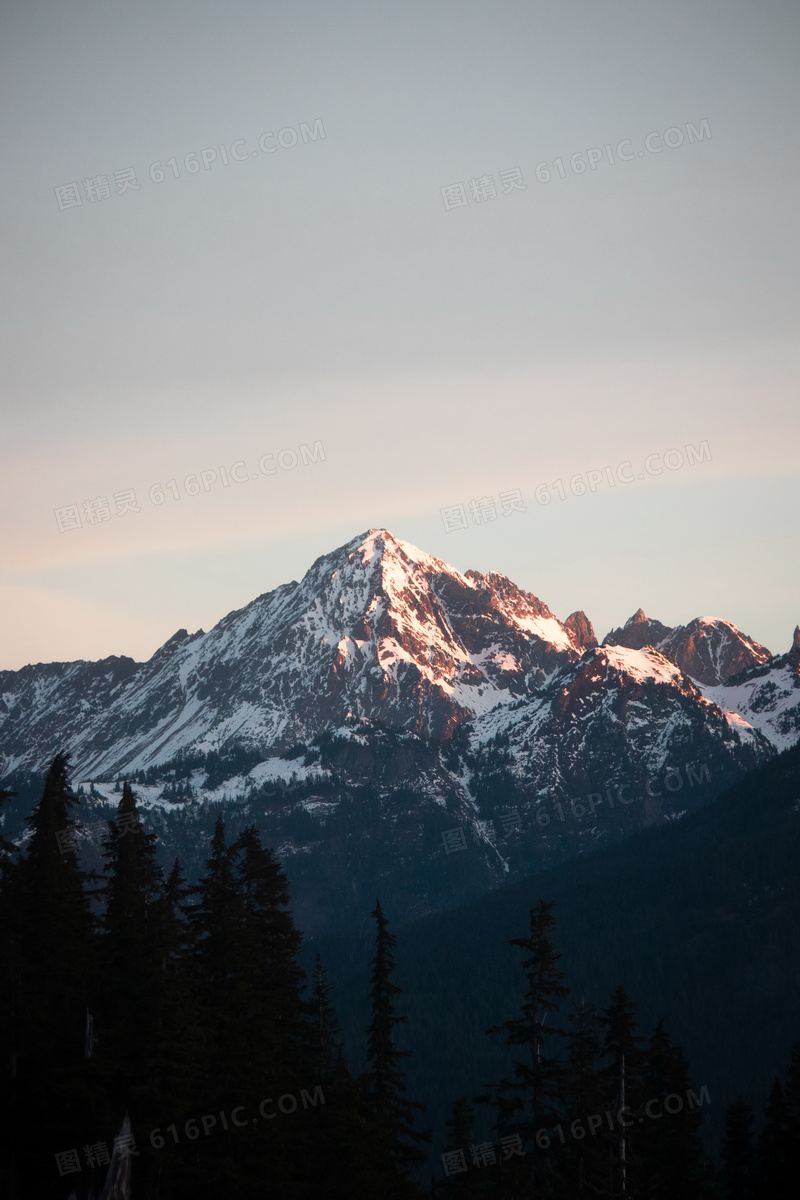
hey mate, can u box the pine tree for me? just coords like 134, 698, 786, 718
189, 814, 243, 1044
719, 1097, 755, 1200
640, 1019, 704, 1200
599, 986, 646, 1198
557, 998, 606, 1197
755, 1078, 791, 1198
139, 858, 200, 1200
305, 954, 379, 1200
783, 1041, 800, 1183
441, 1097, 486, 1198
5, 754, 98, 1200
233, 824, 316, 1199
311, 953, 345, 1085
182, 815, 248, 1197
98, 783, 162, 1108
482, 899, 569, 1197
179, 820, 323, 1199
0, 782, 16, 859
364, 898, 430, 1197
233, 823, 309, 1086
0, 783, 19, 1198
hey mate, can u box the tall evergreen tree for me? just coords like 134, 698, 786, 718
640, 1019, 704, 1200
233, 823, 309, 1084
182, 816, 248, 1197
754, 1078, 791, 1198
719, 1097, 755, 1200
189, 814, 243, 1058
232, 824, 315, 1199
441, 1097, 486, 1198
482, 899, 569, 1197
305, 954, 379, 1200
599, 986, 646, 1198
0, 783, 18, 1198
0, 782, 16, 860
311, 953, 345, 1084
364, 898, 430, 1197
98, 783, 162, 1112
783, 1041, 800, 1183
139, 858, 199, 1200
5, 754, 98, 1199
557, 998, 607, 1197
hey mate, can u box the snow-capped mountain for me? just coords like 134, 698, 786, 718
0, 530, 587, 779
0, 530, 796, 788
472, 642, 770, 806
598, 607, 800, 754
3, 528, 797, 934
602, 608, 772, 686
700, 628, 800, 753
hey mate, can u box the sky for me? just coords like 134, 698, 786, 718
1, 0, 798, 670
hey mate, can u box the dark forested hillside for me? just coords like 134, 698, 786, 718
1, 741, 799, 1195
306, 742, 800, 1163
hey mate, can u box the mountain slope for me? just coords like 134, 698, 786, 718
1, 528, 796, 938
308, 741, 800, 1159
0, 530, 584, 778
602, 608, 773, 686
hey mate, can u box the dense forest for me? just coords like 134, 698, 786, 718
0, 754, 798, 1197
311, 740, 800, 1161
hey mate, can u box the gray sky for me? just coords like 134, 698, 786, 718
1, 0, 798, 668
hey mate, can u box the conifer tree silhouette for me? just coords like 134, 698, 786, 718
365, 898, 430, 1197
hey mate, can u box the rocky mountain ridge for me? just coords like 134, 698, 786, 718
602, 607, 773, 687
1, 529, 797, 785
3, 528, 798, 933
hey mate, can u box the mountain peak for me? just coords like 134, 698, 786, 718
626, 608, 649, 626
603, 612, 673, 652
340, 528, 452, 577
659, 617, 771, 686
564, 610, 598, 651
1, 530, 793, 781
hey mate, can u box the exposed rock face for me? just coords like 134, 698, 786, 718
0, 530, 584, 778
0, 531, 794, 794
2, 530, 795, 938
473, 643, 771, 805
564, 610, 598, 651
603, 609, 673, 651
658, 617, 772, 688
603, 610, 772, 687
